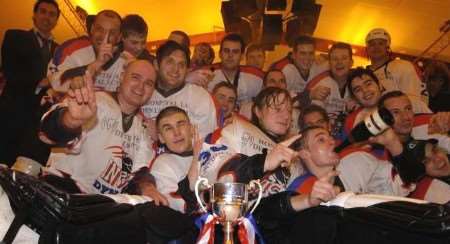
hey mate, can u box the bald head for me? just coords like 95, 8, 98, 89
118, 60, 156, 113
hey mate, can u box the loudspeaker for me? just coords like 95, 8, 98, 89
291, 0, 316, 12
285, 3, 322, 46
221, 1, 253, 45
266, 0, 287, 11
230, 0, 258, 17
260, 14, 283, 48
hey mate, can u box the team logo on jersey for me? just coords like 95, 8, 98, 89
93, 146, 134, 194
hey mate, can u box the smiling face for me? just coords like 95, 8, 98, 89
117, 60, 156, 111
90, 12, 122, 52
382, 95, 414, 137
424, 144, 450, 178
255, 93, 292, 137
350, 74, 381, 108
33, 2, 59, 35
292, 44, 315, 72
157, 49, 188, 91
220, 40, 243, 71
158, 112, 193, 154
329, 48, 353, 78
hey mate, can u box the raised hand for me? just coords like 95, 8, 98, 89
63, 72, 97, 129
188, 125, 203, 190
368, 128, 403, 156
97, 30, 113, 65
308, 170, 340, 207
429, 112, 450, 134
264, 134, 302, 172
310, 85, 331, 101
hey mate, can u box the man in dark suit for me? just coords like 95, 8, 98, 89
0, 0, 60, 166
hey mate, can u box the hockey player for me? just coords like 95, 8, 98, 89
48, 10, 127, 92
207, 33, 264, 104
365, 28, 428, 105
149, 106, 200, 213
270, 35, 328, 94
140, 41, 217, 138
305, 42, 354, 125
39, 60, 166, 203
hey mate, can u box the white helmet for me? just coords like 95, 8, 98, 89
365, 28, 391, 46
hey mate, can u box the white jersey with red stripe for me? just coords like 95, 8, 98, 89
141, 83, 218, 138
208, 64, 264, 104
150, 153, 191, 213
47, 36, 126, 93
369, 59, 429, 105
271, 54, 328, 93
305, 72, 351, 122
200, 118, 304, 198
44, 92, 155, 194
338, 148, 414, 196
338, 147, 450, 204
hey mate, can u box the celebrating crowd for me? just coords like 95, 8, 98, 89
0, 0, 450, 243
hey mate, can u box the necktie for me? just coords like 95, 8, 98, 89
37, 32, 51, 64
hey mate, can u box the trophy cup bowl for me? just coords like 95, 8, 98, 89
195, 178, 262, 244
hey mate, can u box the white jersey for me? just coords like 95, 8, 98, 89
338, 147, 450, 204
200, 118, 303, 198
370, 59, 429, 105
141, 83, 218, 138
48, 36, 126, 92
305, 72, 351, 122
271, 54, 328, 93
44, 92, 155, 194
150, 153, 192, 213
338, 149, 413, 197
207, 64, 264, 104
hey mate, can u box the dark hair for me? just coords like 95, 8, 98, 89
293, 35, 315, 52
170, 30, 190, 48
212, 81, 237, 96
156, 106, 189, 127
347, 67, 380, 97
156, 40, 190, 66
424, 61, 450, 92
329, 42, 353, 59
94, 10, 122, 26
251, 87, 292, 125
122, 14, 148, 38
298, 104, 329, 130
263, 69, 285, 87
220, 33, 246, 54
378, 90, 407, 110
246, 43, 265, 58
34, 0, 60, 18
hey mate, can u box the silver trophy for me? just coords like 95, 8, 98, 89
195, 177, 263, 244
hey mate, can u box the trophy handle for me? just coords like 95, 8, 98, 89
248, 180, 263, 214
195, 177, 210, 213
